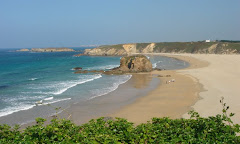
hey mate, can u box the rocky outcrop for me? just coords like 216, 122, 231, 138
84, 47, 127, 56
17, 48, 75, 52
142, 43, 155, 53
74, 53, 85, 57
73, 67, 82, 70
113, 55, 152, 73
16, 49, 30, 52
31, 48, 75, 52
74, 55, 152, 75
122, 44, 137, 54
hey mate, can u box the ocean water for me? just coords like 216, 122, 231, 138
0, 48, 188, 124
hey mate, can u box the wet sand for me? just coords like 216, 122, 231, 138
58, 74, 160, 125
5, 53, 240, 128
111, 55, 207, 124
121, 53, 240, 125
62, 54, 207, 125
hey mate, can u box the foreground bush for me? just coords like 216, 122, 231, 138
1, 99, 240, 143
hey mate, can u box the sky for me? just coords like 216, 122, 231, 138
0, 0, 240, 48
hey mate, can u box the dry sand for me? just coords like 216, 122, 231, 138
112, 54, 240, 125
111, 54, 207, 124
176, 54, 240, 124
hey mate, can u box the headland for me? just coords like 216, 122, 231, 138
17, 47, 75, 52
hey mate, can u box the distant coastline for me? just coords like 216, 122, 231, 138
81, 41, 240, 56
17, 47, 75, 52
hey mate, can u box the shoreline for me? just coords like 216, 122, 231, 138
18, 54, 205, 128
4, 53, 239, 128
19, 73, 160, 128
111, 54, 208, 124
57, 73, 160, 125
119, 53, 240, 125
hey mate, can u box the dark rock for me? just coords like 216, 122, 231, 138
153, 68, 162, 71
74, 55, 152, 75
74, 70, 88, 74
73, 67, 82, 70
108, 55, 152, 74
74, 70, 105, 74
74, 53, 85, 57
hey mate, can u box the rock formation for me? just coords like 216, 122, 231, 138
74, 53, 85, 57
31, 48, 75, 52
112, 55, 152, 73
16, 49, 30, 52
84, 47, 127, 56
74, 55, 153, 75
122, 44, 137, 54
73, 67, 82, 70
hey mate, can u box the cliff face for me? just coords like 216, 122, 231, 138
118, 55, 152, 72
84, 48, 126, 56
16, 49, 30, 52
83, 42, 240, 56
104, 55, 152, 74
74, 55, 152, 74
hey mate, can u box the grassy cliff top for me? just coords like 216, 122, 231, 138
95, 42, 240, 54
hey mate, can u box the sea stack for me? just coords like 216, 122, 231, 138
104, 55, 152, 74
118, 55, 152, 72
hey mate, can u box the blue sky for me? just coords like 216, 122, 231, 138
0, 0, 239, 48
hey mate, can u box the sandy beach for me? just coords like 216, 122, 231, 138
112, 53, 240, 125
17, 53, 240, 128
176, 54, 240, 124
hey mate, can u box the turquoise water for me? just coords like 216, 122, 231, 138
0, 48, 188, 124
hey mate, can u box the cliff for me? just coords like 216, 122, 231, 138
16, 49, 30, 52
82, 42, 240, 56
106, 55, 152, 74
17, 48, 75, 52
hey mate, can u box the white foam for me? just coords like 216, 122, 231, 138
29, 78, 38, 81
37, 98, 71, 106
152, 61, 162, 68
52, 74, 102, 95
44, 97, 54, 101
146, 55, 150, 59
0, 104, 35, 117
87, 64, 119, 70
47, 98, 71, 104
90, 75, 132, 99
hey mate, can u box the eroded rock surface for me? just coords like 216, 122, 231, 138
114, 55, 152, 73
74, 55, 153, 75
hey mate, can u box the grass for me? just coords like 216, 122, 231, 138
92, 42, 240, 54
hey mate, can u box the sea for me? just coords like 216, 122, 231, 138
0, 47, 189, 125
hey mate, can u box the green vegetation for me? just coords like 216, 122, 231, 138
226, 43, 240, 52
98, 44, 124, 50
219, 40, 240, 43
0, 98, 240, 143
136, 43, 151, 51
96, 42, 240, 54
154, 42, 217, 53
